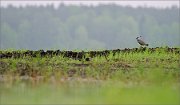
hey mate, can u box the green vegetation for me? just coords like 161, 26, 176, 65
1, 5, 179, 50
0, 48, 180, 104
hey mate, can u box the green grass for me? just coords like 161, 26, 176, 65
0, 48, 180, 104
1, 81, 179, 104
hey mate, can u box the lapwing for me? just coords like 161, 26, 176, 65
136, 36, 148, 46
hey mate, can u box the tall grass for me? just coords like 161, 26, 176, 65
0, 48, 180, 104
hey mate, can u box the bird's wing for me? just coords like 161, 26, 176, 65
137, 39, 146, 45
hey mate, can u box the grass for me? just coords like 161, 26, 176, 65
1, 82, 179, 104
0, 48, 180, 104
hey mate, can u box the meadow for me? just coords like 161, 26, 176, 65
0, 47, 180, 104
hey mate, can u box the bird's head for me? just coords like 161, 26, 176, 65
136, 37, 139, 39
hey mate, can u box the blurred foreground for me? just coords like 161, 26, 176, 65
0, 47, 180, 104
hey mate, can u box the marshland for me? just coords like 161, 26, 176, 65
0, 1, 179, 104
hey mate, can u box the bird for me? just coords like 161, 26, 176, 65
136, 36, 148, 46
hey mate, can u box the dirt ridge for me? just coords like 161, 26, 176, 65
0, 47, 179, 59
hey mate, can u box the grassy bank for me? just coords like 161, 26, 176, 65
0, 47, 180, 104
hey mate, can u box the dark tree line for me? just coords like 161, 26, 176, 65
0, 4, 179, 50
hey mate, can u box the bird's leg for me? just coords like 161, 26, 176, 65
139, 45, 143, 49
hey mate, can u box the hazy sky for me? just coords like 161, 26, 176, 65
0, 1, 179, 8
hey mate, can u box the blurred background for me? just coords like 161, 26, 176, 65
0, 1, 179, 50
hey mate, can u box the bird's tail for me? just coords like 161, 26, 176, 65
146, 44, 149, 46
